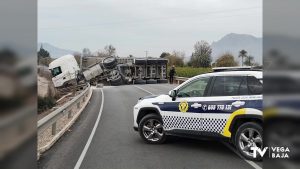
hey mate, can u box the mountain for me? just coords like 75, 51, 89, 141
211, 33, 262, 64
38, 42, 77, 58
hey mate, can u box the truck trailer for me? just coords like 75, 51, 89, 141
49, 55, 168, 88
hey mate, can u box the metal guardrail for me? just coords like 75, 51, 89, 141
174, 76, 189, 84
38, 84, 90, 132
37, 83, 91, 154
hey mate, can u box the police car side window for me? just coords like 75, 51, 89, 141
247, 76, 262, 95
238, 77, 249, 95
177, 77, 210, 97
211, 76, 247, 96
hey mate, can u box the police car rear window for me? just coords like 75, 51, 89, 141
247, 76, 262, 95
211, 76, 246, 96
210, 76, 262, 96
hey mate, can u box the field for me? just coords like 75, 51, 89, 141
172, 67, 212, 77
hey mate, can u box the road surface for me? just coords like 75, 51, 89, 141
38, 84, 262, 169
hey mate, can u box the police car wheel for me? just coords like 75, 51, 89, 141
235, 122, 263, 161
138, 114, 166, 144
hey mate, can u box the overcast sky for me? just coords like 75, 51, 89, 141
38, 0, 262, 57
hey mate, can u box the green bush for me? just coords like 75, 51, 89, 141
38, 96, 56, 113
169, 67, 212, 78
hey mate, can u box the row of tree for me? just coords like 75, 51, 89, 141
160, 40, 259, 67
38, 41, 259, 68
81, 44, 117, 58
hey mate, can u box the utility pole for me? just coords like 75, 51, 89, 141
145, 51, 148, 59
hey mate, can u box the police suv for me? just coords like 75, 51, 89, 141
133, 69, 263, 161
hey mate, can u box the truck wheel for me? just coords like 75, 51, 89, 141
138, 114, 166, 144
103, 57, 117, 70
146, 79, 157, 84
134, 79, 146, 84
110, 75, 123, 86
235, 122, 263, 161
157, 79, 168, 83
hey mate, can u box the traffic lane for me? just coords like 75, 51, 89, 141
80, 85, 254, 169
134, 83, 177, 95
38, 89, 102, 169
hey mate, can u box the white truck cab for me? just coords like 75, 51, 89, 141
49, 55, 80, 87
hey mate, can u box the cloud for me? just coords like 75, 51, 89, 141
39, 0, 262, 58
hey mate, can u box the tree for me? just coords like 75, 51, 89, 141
104, 44, 116, 56
129, 54, 134, 58
164, 51, 184, 67
38, 45, 50, 58
238, 49, 248, 66
189, 41, 212, 67
38, 45, 52, 66
215, 53, 238, 67
160, 52, 171, 58
82, 48, 92, 57
171, 51, 185, 66
243, 55, 255, 66
96, 51, 108, 58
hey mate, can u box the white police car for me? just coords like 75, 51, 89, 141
133, 70, 263, 161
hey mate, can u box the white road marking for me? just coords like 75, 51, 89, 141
74, 88, 104, 169
133, 85, 155, 95
222, 142, 262, 169
135, 85, 262, 169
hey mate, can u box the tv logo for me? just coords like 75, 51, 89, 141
251, 147, 268, 158
251, 147, 290, 159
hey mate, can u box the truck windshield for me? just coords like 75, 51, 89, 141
51, 66, 62, 77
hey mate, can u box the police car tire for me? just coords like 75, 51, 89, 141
235, 122, 263, 161
103, 57, 117, 70
138, 114, 166, 144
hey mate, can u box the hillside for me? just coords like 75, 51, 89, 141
38, 43, 77, 58
211, 33, 262, 64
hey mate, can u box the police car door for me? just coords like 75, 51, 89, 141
204, 75, 261, 138
161, 76, 211, 134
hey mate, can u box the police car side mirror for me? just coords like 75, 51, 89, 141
169, 90, 177, 101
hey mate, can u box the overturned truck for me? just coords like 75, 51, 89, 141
49, 55, 168, 88
84, 56, 168, 85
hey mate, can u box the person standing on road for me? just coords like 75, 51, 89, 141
169, 65, 176, 84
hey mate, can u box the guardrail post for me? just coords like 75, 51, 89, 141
52, 122, 56, 135
77, 102, 80, 109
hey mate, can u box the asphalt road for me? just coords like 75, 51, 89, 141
38, 84, 262, 169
